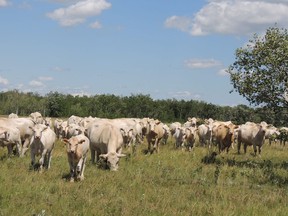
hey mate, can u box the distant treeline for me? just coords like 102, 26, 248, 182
0, 90, 287, 126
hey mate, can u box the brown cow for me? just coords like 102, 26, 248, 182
215, 123, 238, 153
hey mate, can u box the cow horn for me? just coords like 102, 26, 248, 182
116, 153, 126, 158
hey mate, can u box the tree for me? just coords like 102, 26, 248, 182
228, 26, 288, 109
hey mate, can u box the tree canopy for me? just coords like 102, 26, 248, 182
228, 26, 288, 109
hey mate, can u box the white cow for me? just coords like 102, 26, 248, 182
30, 124, 56, 171
53, 118, 63, 138
0, 117, 35, 157
66, 123, 85, 139
86, 122, 126, 171
169, 122, 182, 136
173, 127, 186, 149
63, 134, 90, 182
198, 123, 214, 148
0, 126, 22, 156
8, 113, 18, 118
29, 112, 44, 124
237, 122, 268, 155
183, 117, 198, 128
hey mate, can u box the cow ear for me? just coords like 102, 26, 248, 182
100, 154, 108, 159
78, 139, 86, 144
120, 128, 125, 136
117, 153, 126, 158
62, 138, 69, 144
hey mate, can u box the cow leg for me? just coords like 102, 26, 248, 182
39, 149, 47, 171
30, 151, 36, 169
153, 138, 159, 153
6, 144, 13, 156
237, 141, 242, 154
78, 156, 86, 181
15, 138, 22, 157
252, 144, 257, 156
21, 138, 30, 157
91, 149, 96, 164
244, 144, 248, 154
46, 151, 52, 169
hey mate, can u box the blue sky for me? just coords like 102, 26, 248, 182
1, 0, 288, 106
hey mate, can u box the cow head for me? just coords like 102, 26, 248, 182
30, 124, 48, 141
100, 152, 126, 171
63, 137, 86, 154
120, 128, 134, 145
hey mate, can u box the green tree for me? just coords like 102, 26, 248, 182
228, 26, 288, 109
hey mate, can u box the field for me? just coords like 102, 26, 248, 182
0, 137, 287, 216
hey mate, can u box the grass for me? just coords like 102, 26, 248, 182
0, 137, 287, 216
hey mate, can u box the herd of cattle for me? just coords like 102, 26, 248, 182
0, 112, 287, 182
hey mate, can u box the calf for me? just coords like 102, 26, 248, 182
63, 134, 90, 182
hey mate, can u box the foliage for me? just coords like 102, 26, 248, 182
0, 90, 288, 126
228, 26, 288, 109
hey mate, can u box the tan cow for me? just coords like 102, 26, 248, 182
183, 127, 197, 151
63, 134, 90, 182
215, 124, 238, 153
146, 119, 165, 154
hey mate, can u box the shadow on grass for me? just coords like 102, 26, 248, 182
201, 151, 288, 187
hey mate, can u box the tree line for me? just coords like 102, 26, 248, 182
0, 90, 287, 126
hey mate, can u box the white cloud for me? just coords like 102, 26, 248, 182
89, 21, 102, 29
165, 0, 288, 36
0, 76, 9, 85
29, 80, 45, 87
185, 59, 222, 69
218, 68, 229, 76
0, 0, 9, 7
169, 91, 201, 100
47, 0, 111, 26
38, 76, 53, 81
51, 66, 69, 72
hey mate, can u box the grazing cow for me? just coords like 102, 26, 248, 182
215, 124, 238, 153
67, 115, 83, 126
237, 122, 268, 155
169, 122, 182, 136
30, 124, 56, 171
146, 119, 165, 154
0, 126, 22, 156
63, 134, 90, 182
183, 127, 197, 151
29, 112, 44, 124
198, 123, 214, 148
0, 117, 35, 157
278, 127, 288, 146
265, 125, 280, 145
8, 113, 18, 118
86, 122, 126, 171
66, 123, 85, 139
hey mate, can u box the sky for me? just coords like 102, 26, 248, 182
1, 0, 288, 107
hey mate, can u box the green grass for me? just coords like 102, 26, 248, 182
0, 138, 287, 216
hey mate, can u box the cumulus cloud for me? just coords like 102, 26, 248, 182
47, 0, 111, 26
38, 76, 53, 81
185, 59, 222, 69
165, 0, 288, 36
29, 80, 45, 87
0, 76, 9, 85
0, 0, 9, 7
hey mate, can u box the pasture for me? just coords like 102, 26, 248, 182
0, 137, 287, 216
